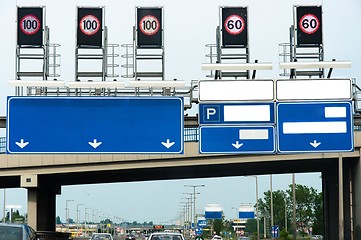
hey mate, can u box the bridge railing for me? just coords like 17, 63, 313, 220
0, 137, 5, 154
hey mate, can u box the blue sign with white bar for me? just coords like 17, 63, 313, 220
198, 220, 207, 227
205, 211, 222, 219
7, 96, 184, 154
239, 211, 255, 219
199, 102, 274, 125
277, 101, 353, 153
199, 126, 275, 154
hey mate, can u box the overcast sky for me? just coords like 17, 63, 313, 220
0, 0, 360, 224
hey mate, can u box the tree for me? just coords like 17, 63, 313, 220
258, 190, 287, 234
311, 192, 324, 235
286, 184, 319, 235
56, 216, 62, 224
213, 219, 223, 235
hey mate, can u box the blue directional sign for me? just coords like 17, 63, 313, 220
271, 225, 280, 238
7, 96, 183, 154
277, 101, 353, 153
199, 102, 274, 125
198, 220, 207, 227
199, 126, 275, 154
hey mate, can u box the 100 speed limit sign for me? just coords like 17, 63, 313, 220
139, 15, 160, 35
299, 14, 320, 34
80, 15, 100, 35
224, 14, 245, 35
20, 14, 41, 35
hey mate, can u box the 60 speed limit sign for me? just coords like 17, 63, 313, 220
299, 14, 320, 34
20, 14, 41, 35
80, 14, 100, 35
139, 15, 160, 36
224, 14, 245, 35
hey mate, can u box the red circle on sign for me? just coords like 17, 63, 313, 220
139, 15, 160, 36
80, 15, 101, 36
224, 14, 245, 35
299, 14, 320, 35
20, 14, 41, 35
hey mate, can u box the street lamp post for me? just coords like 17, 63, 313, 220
65, 200, 74, 232
246, 176, 260, 240
85, 208, 89, 237
184, 184, 205, 229
76, 203, 84, 236
270, 175, 274, 239
3, 189, 6, 223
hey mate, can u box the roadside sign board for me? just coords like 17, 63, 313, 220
221, 7, 248, 47
17, 7, 43, 46
271, 225, 280, 238
77, 7, 103, 47
137, 7, 162, 48
277, 101, 353, 153
199, 102, 274, 125
296, 6, 322, 46
7, 97, 183, 154
199, 126, 275, 154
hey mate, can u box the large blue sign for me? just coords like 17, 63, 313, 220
7, 97, 184, 154
205, 211, 222, 219
239, 211, 255, 219
199, 102, 274, 125
198, 220, 207, 227
199, 126, 275, 154
277, 101, 353, 153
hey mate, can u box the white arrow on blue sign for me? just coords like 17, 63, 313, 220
199, 126, 275, 154
7, 96, 184, 154
277, 101, 353, 153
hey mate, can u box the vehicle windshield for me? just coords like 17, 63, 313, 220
0, 225, 23, 240
91, 234, 112, 240
151, 234, 182, 240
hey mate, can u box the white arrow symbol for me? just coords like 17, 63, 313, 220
232, 141, 243, 149
88, 139, 102, 149
161, 139, 175, 149
310, 140, 321, 148
15, 139, 29, 149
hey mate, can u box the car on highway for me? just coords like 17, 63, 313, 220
0, 223, 38, 240
148, 232, 185, 240
125, 234, 136, 240
211, 235, 222, 240
90, 233, 114, 240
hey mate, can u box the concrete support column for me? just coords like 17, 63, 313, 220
323, 159, 339, 240
352, 156, 361, 239
27, 186, 60, 231
27, 188, 37, 230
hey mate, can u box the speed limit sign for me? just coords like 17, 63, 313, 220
139, 15, 160, 36
295, 6, 322, 45
221, 7, 248, 47
137, 7, 163, 48
20, 14, 40, 35
80, 15, 100, 36
299, 14, 320, 34
224, 14, 245, 35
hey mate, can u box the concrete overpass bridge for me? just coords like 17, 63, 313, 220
0, 116, 361, 240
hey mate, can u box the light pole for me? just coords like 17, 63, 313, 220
184, 184, 205, 229
76, 203, 84, 236
270, 175, 274, 239
231, 207, 238, 238
3, 189, 6, 223
85, 208, 90, 237
246, 176, 260, 240
65, 200, 74, 232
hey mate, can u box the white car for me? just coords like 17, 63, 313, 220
212, 235, 223, 240
148, 232, 185, 240
91, 233, 114, 240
